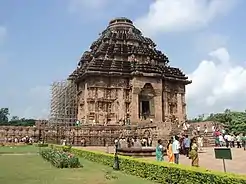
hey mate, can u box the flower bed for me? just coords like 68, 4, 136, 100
51, 145, 246, 184
40, 148, 81, 168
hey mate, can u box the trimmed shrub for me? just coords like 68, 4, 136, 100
37, 143, 49, 147
52, 145, 246, 184
62, 145, 72, 152
40, 148, 81, 168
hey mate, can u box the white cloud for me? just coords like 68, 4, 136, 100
187, 47, 246, 116
134, 0, 237, 36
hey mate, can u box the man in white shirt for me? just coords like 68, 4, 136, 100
224, 134, 230, 148
219, 135, 224, 147
172, 135, 180, 164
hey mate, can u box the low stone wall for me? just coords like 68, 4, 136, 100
0, 124, 160, 146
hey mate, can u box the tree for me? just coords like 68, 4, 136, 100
191, 109, 246, 134
11, 116, 19, 121
0, 108, 9, 123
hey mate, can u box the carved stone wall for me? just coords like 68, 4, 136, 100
0, 126, 40, 142
163, 82, 186, 124
0, 124, 159, 146
77, 75, 188, 125
77, 76, 131, 125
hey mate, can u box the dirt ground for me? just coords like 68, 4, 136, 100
75, 146, 246, 175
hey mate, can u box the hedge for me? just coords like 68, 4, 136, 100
40, 148, 81, 168
36, 143, 49, 147
52, 145, 246, 184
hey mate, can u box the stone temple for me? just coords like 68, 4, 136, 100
69, 17, 191, 126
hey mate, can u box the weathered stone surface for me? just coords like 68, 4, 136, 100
69, 18, 191, 126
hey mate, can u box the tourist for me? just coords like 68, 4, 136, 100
172, 135, 180, 164
236, 134, 241, 148
204, 125, 208, 135
179, 135, 185, 155
156, 139, 164, 161
221, 128, 226, 135
197, 135, 203, 151
242, 133, 246, 151
142, 138, 147, 147
197, 125, 200, 135
183, 122, 187, 132
183, 135, 190, 157
212, 125, 215, 135
231, 134, 235, 147
167, 138, 174, 163
224, 133, 230, 148
190, 138, 199, 167
148, 137, 152, 147
114, 138, 119, 150
219, 134, 224, 147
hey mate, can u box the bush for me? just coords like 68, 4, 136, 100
40, 148, 81, 168
62, 145, 72, 152
37, 143, 48, 147
52, 145, 246, 184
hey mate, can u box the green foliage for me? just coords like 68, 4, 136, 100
62, 145, 72, 152
51, 145, 246, 184
40, 148, 81, 168
190, 109, 246, 134
37, 143, 49, 147
0, 118, 36, 126
0, 108, 9, 123
0, 107, 36, 126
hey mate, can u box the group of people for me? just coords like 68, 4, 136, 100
114, 137, 153, 149
156, 135, 199, 167
4, 136, 33, 144
214, 130, 246, 150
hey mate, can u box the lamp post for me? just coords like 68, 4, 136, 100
113, 140, 120, 170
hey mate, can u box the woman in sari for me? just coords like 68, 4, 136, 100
167, 139, 174, 163
190, 138, 199, 167
156, 139, 164, 161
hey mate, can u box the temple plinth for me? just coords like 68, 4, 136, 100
69, 17, 191, 125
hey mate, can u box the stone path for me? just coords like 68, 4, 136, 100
75, 146, 246, 175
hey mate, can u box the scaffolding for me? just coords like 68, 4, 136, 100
49, 80, 77, 124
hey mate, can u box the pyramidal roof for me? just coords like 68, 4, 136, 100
69, 17, 191, 84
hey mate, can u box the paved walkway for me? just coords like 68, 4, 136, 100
75, 146, 246, 175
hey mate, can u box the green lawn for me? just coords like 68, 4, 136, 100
0, 146, 155, 184
0, 145, 39, 154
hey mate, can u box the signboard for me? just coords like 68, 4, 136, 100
214, 148, 232, 160
214, 148, 232, 172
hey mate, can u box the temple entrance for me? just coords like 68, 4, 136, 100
141, 101, 150, 116
139, 83, 155, 120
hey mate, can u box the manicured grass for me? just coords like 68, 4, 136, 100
0, 146, 155, 184
0, 145, 39, 154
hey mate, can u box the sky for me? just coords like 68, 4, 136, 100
1, 0, 246, 119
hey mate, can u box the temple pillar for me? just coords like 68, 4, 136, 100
84, 82, 88, 123
118, 89, 124, 120
154, 89, 162, 122
177, 93, 183, 123
130, 91, 139, 124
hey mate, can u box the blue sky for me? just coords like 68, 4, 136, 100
1, 0, 246, 119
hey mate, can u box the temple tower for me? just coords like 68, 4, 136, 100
69, 17, 191, 125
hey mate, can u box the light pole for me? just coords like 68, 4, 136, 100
113, 140, 120, 170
